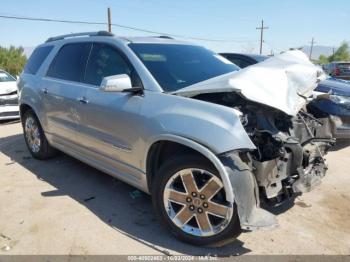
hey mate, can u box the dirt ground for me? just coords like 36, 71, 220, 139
0, 121, 350, 256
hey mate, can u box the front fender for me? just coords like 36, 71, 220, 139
142, 92, 256, 155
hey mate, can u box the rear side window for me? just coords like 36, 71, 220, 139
338, 63, 350, 70
24, 45, 53, 74
47, 43, 91, 82
83, 43, 132, 86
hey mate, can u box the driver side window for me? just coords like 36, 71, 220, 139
83, 43, 140, 87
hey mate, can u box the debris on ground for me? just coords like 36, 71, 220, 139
295, 198, 312, 208
0, 234, 11, 241
129, 190, 142, 199
1, 244, 11, 251
83, 196, 95, 202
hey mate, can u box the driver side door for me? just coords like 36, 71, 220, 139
75, 42, 145, 185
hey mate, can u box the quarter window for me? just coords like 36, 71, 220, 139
24, 45, 53, 75
47, 43, 91, 82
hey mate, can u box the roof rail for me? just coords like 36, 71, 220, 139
45, 31, 114, 43
158, 35, 174, 39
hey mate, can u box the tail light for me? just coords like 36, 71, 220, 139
334, 67, 340, 76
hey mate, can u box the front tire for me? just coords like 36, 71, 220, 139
22, 110, 56, 160
152, 154, 241, 246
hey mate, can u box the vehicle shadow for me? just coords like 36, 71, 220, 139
0, 119, 20, 126
330, 139, 350, 151
0, 133, 251, 256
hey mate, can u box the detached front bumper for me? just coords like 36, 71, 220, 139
311, 99, 350, 139
331, 115, 350, 139
219, 153, 278, 231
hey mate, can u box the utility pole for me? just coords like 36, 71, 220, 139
309, 37, 316, 60
107, 7, 112, 33
256, 20, 269, 55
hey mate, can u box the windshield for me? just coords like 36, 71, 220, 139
0, 71, 16, 82
129, 43, 239, 92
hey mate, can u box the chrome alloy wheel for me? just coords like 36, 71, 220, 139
163, 168, 233, 237
25, 116, 41, 153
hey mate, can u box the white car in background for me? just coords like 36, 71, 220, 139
0, 70, 20, 120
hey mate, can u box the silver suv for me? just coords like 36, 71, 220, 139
19, 31, 335, 246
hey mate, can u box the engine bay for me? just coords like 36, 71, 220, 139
193, 92, 336, 206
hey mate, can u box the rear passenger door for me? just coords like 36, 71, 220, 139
41, 42, 92, 148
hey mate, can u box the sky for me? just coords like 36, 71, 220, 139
0, 0, 349, 55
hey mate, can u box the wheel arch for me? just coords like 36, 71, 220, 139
19, 103, 46, 132
145, 134, 235, 203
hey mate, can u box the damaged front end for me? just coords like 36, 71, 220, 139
174, 50, 335, 230
234, 98, 335, 206
194, 91, 335, 210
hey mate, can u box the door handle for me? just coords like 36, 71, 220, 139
42, 88, 48, 94
77, 97, 89, 104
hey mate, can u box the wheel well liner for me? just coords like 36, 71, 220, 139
20, 104, 33, 119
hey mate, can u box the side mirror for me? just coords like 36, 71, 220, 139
100, 74, 132, 92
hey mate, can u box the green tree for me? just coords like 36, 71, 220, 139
328, 42, 350, 62
0, 46, 27, 76
318, 54, 329, 64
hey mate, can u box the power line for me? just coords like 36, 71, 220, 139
0, 14, 251, 43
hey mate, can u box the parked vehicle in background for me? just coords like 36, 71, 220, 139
221, 53, 350, 139
0, 70, 20, 120
322, 62, 350, 80
219, 53, 268, 68
308, 78, 350, 139
19, 32, 334, 246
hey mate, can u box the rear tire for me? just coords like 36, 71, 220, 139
22, 110, 57, 160
152, 154, 241, 247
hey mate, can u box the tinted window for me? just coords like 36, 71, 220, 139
224, 56, 254, 68
233, 58, 253, 68
249, 55, 269, 63
84, 43, 133, 86
338, 63, 350, 70
24, 45, 53, 74
47, 43, 91, 82
129, 44, 239, 92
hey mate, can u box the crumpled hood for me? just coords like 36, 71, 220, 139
0, 81, 17, 95
173, 50, 326, 116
